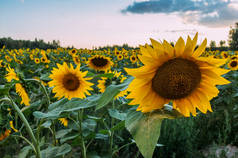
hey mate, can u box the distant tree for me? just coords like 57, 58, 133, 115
219, 40, 226, 47
209, 40, 216, 50
229, 22, 238, 50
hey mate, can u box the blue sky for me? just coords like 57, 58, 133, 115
1, 0, 238, 48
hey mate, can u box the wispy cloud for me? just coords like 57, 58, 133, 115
122, 0, 238, 27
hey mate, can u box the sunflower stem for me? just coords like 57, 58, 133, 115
78, 110, 87, 158
110, 99, 115, 156
12, 134, 36, 153
25, 79, 51, 106
6, 95, 41, 158
51, 120, 58, 146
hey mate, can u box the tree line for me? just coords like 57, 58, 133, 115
1, 22, 238, 50
0, 37, 60, 50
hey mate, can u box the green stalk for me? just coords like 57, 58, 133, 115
7, 95, 41, 158
110, 99, 115, 156
78, 110, 86, 158
51, 120, 58, 146
25, 79, 51, 106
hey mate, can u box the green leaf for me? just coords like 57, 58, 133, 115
111, 121, 125, 131
108, 109, 126, 120
34, 96, 99, 119
0, 85, 9, 96
18, 146, 32, 158
41, 121, 52, 128
40, 73, 51, 81
60, 134, 78, 144
41, 144, 72, 158
96, 77, 133, 110
125, 110, 164, 158
56, 129, 72, 139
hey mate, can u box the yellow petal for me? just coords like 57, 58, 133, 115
192, 38, 207, 57
175, 37, 185, 57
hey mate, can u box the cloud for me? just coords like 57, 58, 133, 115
122, 0, 238, 27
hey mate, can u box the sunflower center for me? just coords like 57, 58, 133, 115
152, 58, 201, 99
63, 73, 80, 91
91, 57, 108, 67
230, 61, 237, 67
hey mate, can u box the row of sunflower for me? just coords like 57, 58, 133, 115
0, 34, 237, 158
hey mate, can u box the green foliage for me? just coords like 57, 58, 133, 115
0, 37, 60, 50
229, 22, 238, 50
125, 109, 164, 158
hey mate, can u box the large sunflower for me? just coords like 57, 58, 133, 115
125, 34, 230, 117
87, 55, 113, 72
48, 62, 93, 100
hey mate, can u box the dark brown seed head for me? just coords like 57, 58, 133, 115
91, 57, 108, 67
152, 58, 201, 99
63, 73, 80, 91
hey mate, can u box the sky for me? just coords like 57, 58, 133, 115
1, 0, 238, 48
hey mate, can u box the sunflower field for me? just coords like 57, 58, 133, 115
0, 34, 238, 158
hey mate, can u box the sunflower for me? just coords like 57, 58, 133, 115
41, 56, 48, 63
48, 62, 93, 100
34, 58, 40, 64
230, 55, 237, 60
221, 51, 228, 59
0, 129, 11, 141
73, 56, 81, 65
5, 55, 12, 62
115, 51, 121, 56
117, 54, 123, 61
124, 53, 129, 59
125, 34, 230, 117
58, 118, 68, 127
228, 59, 238, 70
81, 57, 87, 64
69, 49, 77, 56
5, 66, 30, 106
0, 60, 6, 68
130, 55, 137, 64
97, 71, 127, 99
87, 55, 113, 72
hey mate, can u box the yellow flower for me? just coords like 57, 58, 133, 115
34, 58, 40, 64
117, 54, 123, 61
125, 33, 230, 117
5, 66, 30, 106
0, 130, 11, 141
41, 56, 48, 63
5, 55, 12, 62
228, 59, 238, 70
0, 60, 6, 68
15, 83, 31, 106
124, 53, 129, 59
73, 56, 81, 65
130, 55, 137, 64
97, 71, 128, 99
221, 51, 228, 59
58, 118, 68, 127
10, 121, 18, 132
5, 66, 19, 82
81, 57, 87, 63
69, 49, 77, 56
48, 62, 93, 100
88, 55, 113, 72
